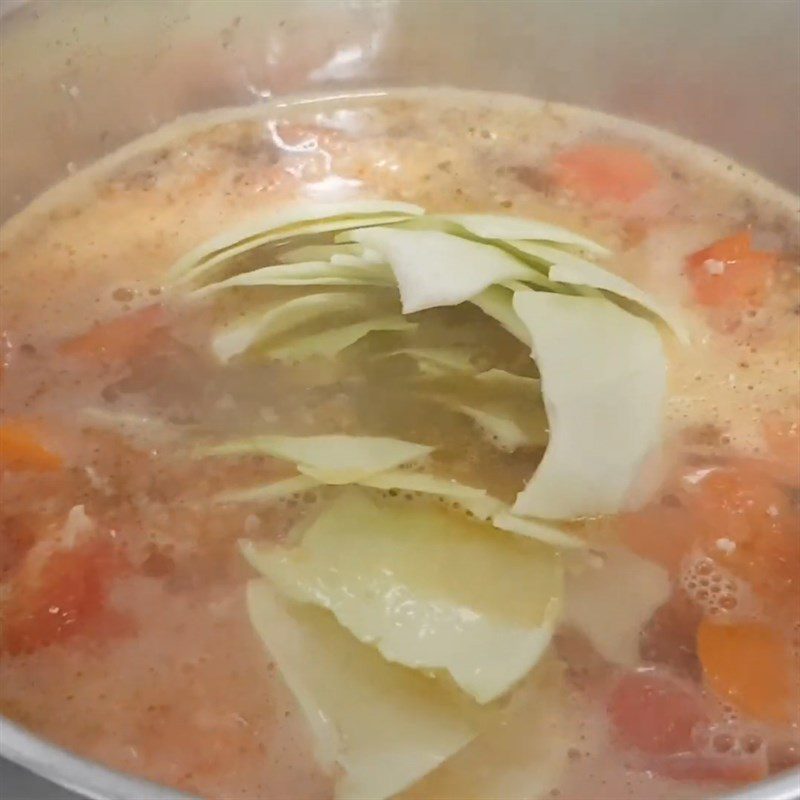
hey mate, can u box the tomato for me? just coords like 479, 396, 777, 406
686, 231, 778, 309
1, 538, 133, 655
608, 669, 709, 755
697, 620, 796, 725
551, 143, 659, 203
60, 304, 168, 363
647, 751, 768, 784
0, 419, 62, 472
640, 591, 703, 680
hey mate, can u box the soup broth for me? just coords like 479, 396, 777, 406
1, 89, 798, 800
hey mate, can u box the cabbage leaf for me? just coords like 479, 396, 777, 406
243, 489, 563, 704
263, 316, 412, 362
246, 580, 482, 800
348, 228, 531, 313
512, 292, 666, 519
210, 291, 378, 362
169, 200, 422, 285
564, 547, 670, 665
434, 213, 610, 256
201, 433, 433, 483
510, 240, 689, 342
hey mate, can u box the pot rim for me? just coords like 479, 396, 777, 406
2, 712, 799, 800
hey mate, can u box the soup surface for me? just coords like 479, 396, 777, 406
1, 89, 799, 800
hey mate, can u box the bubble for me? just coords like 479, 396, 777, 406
680, 554, 756, 617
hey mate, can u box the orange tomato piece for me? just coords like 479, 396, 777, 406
0, 420, 62, 472
551, 143, 659, 203
686, 231, 778, 308
683, 461, 799, 619
697, 620, 796, 724
60, 303, 167, 362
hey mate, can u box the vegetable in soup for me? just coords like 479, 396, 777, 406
1, 88, 798, 800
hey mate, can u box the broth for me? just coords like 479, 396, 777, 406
1, 89, 798, 800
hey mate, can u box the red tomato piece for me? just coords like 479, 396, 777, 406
1, 538, 132, 655
608, 669, 709, 755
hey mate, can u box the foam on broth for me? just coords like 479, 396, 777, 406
1, 89, 798, 800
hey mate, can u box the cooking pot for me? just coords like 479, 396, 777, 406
0, 2, 798, 799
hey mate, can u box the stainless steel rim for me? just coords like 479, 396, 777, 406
0, 718, 196, 800
3, 711, 799, 800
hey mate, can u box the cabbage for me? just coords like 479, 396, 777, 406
510, 240, 689, 342
244, 489, 563, 704
266, 316, 415, 362
201, 433, 432, 483
348, 228, 530, 313
470, 286, 531, 345
278, 243, 365, 263
216, 475, 321, 504
512, 292, 666, 519
169, 200, 422, 285
402, 662, 571, 800
246, 580, 482, 800
210, 291, 379, 362
194, 259, 393, 294
426, 368, 546, 452
434, 213, 610, 256
564, 547, 670, 665
491, 511, 586, 550
448, 404, 532, 452
382, 347, 478, 376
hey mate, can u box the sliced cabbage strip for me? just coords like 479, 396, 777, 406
349, 227, 531, 313
266, 316, 414, 362
247, 580, 482, 800
244, 489, 563, 704
201, 433, 432, 483
512, 292, 666, 519
510, 240, 689, 342
169, 200, 422, 285
383, 347, 478, 376
195, 259, 393, 295
491, 510, 586, 550
211, 291, 377, 362
435, 213, 610, 256
216, 475, 322, 504
564, 547, 670, 666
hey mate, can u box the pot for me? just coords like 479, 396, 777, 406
0, 2, 798, 799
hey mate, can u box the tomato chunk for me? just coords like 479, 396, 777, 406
1, 538, 131, 655
683, 461, 800, 619
552, 143, 659, 203
686, 231, 778, 308
608, 670, 708, 755
697, 620, 796, 725
0, 420, 62, 472
60, 304, 167, 362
